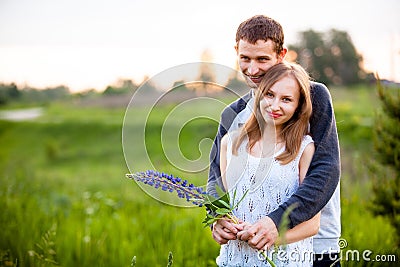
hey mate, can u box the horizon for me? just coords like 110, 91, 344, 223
0, 0, 399, 92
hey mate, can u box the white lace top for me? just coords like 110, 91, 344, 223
216, 134, 314, 267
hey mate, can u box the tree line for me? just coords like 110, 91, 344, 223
289, 29, 372, 85
0, 28, 390, 106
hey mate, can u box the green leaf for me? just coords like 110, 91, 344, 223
232, 188, 249, 210
259, 250, 277, 267
215, 185, 226, 198
167, 251, 173, 267
231, 187, 238, 207
204, 191, 230, 212
217, 199, 231, 209
131, 256, 136, 267
202, 216, 221, 228
203, 193, 217, 203
278, 203, 298, 246
215, 208, 231, 215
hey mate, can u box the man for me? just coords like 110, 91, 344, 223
207, 15, 341, 267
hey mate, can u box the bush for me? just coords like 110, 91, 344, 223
370, 80, 400, 246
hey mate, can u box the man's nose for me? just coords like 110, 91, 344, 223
247, 61, 259, 75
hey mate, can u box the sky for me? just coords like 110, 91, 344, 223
0, 0, 399, 92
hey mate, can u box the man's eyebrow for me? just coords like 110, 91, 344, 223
256, 55, 271, 59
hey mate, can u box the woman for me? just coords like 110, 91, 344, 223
217, 62, 320, 266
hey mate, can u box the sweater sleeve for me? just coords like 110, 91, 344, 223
207, 111, 228, 198
207, 94, 251, 198
268, 82, 341, 229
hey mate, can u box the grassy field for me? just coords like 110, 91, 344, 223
0, 86, 399, 266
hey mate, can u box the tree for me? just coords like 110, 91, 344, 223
43, 85, 70, 99
292, 30, 329, 83
370, 79, 400, 246
224, 63, 247, 94
115, 79, 138, 94
0, 83, 20, 105
224, 75, 247, 93
326, 29, 365, 85
103, 86, 119, 95
196, 49, 217, 92
171, 80, 190, 91
289, 29, 366, 85
137, 76, 158, 94
103, 79, 139, 95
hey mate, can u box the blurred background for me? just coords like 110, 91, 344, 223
0, 0, 399, 266
0, 0, 399, 92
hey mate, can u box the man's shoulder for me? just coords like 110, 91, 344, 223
310, 81, 332, 101
310, 81, 330, 95
222, 91, 252, 115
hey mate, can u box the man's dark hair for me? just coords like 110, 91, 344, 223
236, 15, 284, 55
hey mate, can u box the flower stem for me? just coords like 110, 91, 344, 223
225, 213, 239, 224
259, 250, 276, 267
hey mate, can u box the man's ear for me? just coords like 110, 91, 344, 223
234, 44, 238, 53
279, 47, 288, 61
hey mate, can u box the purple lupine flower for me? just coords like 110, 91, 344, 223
126, 170, 207, 206
125, 170, 250, 229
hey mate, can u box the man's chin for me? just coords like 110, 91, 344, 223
245, 80, 259, 89
242, 75, 260, 89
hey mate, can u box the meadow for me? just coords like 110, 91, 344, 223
0, 85, 399, 266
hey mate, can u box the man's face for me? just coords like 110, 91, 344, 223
236, 39, 285, 89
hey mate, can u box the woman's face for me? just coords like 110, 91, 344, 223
259, 75, 300, 130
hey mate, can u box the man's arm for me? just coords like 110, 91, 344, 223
207, 94, 251, 245
268, 82, 341, 229
207, 113, 228, 198
207, 93, 251, 197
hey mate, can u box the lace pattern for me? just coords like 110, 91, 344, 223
216, 135, 314, 267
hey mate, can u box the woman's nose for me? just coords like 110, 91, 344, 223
269, 99, 280, 111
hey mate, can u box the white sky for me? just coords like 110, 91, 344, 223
0, 0, 399, 92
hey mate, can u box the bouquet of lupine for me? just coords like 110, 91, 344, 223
126, 170, 277, 266
125, 170, 246, 227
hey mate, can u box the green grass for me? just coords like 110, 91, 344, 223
331, 86, 399, 266
1, 85, 399, 266
0, 102, 221, 266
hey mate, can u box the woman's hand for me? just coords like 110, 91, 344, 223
212, 218, 242, 245
237, 216, 278, 250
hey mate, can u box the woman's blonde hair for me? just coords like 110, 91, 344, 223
232, 62, 312, 164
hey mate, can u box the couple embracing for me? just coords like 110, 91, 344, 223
207, 15, 341, 267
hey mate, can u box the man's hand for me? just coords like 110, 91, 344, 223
237, 216, 278, 250
212, 219, 244, 245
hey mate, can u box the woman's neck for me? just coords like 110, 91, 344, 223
263, 124, 283, 143
249, 124, 284, 157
